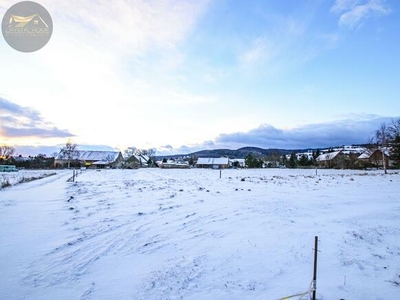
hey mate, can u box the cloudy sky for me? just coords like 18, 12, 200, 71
0, 0, 399, 156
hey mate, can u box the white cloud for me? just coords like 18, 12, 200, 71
0, 0, 213, 149
240, 37, 274, 65
331, 0, 361, 14
0, 97, 73, 139
331, 0, 391, 29
156, 140, 216, 156
237, 16, 316, 73
42, 0, 210, 55
214, 115, 396, 149
153, 115, 399, 155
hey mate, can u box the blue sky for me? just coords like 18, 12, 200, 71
0, 0, 399, 156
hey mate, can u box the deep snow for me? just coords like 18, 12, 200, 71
0, 168, 399, 299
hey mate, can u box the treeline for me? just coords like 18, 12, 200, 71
370, 119, 400, 172
245, 151, 320, 169
0, 153, 55, 169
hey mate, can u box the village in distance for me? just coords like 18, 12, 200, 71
1, 119, 400, 173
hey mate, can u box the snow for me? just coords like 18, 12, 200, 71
316, 151, 341, 162
1, 168, 399, 299
55, 150, 121, 161
1, 170, 58, 188
197, 157, 229, 165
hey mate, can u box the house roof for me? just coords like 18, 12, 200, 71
197, 157, 229, 165
56, 150, 121, 162
133, 155, 149, 164
91, 161, 110, 165
358, 152, 371, 159
316, 151, 341, 162
359, 148, 391, 159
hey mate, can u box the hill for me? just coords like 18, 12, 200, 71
158, 147, 316, 159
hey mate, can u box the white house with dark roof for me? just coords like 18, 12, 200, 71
196, 157, 229, 169
316, 150, 348, 168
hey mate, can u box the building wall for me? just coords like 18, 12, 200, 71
370, 152, 393, 167
197, 164, 229, 169
317, 154, 348, 168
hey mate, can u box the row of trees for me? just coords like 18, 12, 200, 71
1, 142, 159, 169
246, 151, 320, 169
244, 153, 264, 168
0, 148, 55, 169
372, 119, 400, 173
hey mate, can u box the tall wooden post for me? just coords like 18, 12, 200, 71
313, 236, 318, 300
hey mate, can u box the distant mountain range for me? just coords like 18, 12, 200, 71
158, 146, 318, 159
156, 144, 370, 160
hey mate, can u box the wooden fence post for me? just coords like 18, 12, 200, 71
313, 236, 318, 300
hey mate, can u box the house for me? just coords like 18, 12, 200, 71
159, 159, 190, 169
124, 154, 151, 168
196, 157, 229, 169
316, 150, 348, 168
54, 150, 123, 168
358, 148, 393, 168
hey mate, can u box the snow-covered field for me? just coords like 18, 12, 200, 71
0, 168, 399, 300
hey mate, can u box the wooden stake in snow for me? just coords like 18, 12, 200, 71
312, 236, 318, 300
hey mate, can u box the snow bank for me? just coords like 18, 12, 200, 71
0, 170, 57, 189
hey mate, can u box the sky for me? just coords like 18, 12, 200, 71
0, 0, 399, 156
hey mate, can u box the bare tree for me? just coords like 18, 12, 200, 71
375, 123, 390, 174
0, 145, 15, 160
146, 148, 157, 167
59, 141, 78, 168
389, 118, 400, 138
123, 147, 137, 159
135, 148, 147, 156
147, 148, 156, 158
389, 118, 400, 168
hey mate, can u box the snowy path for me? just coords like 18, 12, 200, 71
0, 169, 400, 299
